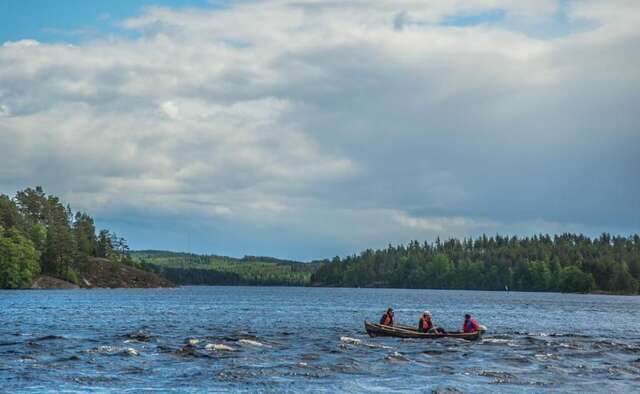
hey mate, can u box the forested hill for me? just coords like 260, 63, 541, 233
4, 187, 638, 294
131, 250, 323, 286
310, 234, 640, 294
0, 186, 169, 289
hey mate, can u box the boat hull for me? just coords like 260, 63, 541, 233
364, 320, 484, 341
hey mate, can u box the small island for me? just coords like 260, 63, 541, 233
0, 186, 173, 289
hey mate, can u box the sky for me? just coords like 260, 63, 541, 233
0, 0, 638, 260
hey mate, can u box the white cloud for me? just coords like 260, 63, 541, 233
0, 0, 638, 258
392, 211, 495, 233
2, 39, 40, 48
159, 101, 180, 119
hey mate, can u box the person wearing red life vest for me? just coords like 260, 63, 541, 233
463, 314, 480, 333
418, 311, 433, 332
379, 308, 394, 326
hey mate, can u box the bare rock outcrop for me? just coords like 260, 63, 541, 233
31, 276, 79, 289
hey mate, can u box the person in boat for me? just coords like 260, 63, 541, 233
418, 311, 433, 332
379, 308, 394, 326
418, 311, 446, 334
463, 313, 480, 333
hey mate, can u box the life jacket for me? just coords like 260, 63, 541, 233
380, 313, 393, 326
419, 317, 433, 332
463, 318, 479, 333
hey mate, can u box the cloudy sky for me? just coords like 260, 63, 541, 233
1, 0, 638, 260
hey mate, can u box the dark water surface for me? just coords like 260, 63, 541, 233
1, 287, 639, 393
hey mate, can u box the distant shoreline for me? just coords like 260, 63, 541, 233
133, 233, 640, 297
12, 283, 638, 296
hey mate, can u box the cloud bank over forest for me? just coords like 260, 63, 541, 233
1, 0, 638, 259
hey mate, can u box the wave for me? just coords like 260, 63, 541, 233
35, 335, 65, 342
238, 339, 267, 347
340, 336, 362, 345
205, 343, 236, 352
87, 345, 139, 356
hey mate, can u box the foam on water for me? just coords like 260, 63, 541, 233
87, 345, 139, 356
206, 343, 236, 352
238, 339, 266, 347
1, 286, 639, 393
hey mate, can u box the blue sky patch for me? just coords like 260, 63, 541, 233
0, 0, 222, 43
440, 9, 506, 27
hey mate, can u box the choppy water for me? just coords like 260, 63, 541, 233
1, 287, 639, 393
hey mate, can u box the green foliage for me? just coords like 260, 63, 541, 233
311, 234, 640, 294
607, 262, 638, 294
42, 196, 76, 276
30, 223, 47, 254
559, 266, 594, 293
109, 232, 130, 263
14, 186, 47, 225
2, 186, 639, 295
62, 267, 81, 286
0, 186, 134, 288
0, 194, 20, 229
96, 229, 113, 259
132, 250, 320, 286
73, 212, 97, 257
0, 227, 41, 289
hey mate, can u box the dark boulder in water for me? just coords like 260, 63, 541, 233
126, 331, 153, 342
35, 335, 65, 342
174, 345, 204, 358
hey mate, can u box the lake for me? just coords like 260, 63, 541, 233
1, 287, 639, 393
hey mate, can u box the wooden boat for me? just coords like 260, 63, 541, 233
364, 320, 485, 341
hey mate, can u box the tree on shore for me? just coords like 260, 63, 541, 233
558, 266, 594, 293
311, 233, 640, 294
41, 196, 75, 276
96, 229, 113, 259
0, 187, 135, 288
0, 226, 40, 289
74, 212, 97, 259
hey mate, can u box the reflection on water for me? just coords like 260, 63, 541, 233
1, 287, 639, 392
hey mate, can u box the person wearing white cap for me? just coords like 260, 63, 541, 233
418, 311, 446, 334
418, 311, 433, 332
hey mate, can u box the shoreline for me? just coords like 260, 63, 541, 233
7, 284, 637, 296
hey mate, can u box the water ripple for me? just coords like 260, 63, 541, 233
1, 287, 639, 392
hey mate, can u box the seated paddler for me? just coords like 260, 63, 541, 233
418, 311, 433, 332
379, 307, 394, 326
463, 313, 480, 333
419, 311, 446, 333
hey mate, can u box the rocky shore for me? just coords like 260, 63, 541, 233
31, 276, 79, 289
30, 257, 174, 289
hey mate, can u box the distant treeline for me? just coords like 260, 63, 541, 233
0, 186, 133, 288
132, 250, 322, 286
4, 188, 638, 295
310, 234, 640, 294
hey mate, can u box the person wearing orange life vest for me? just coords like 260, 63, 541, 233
379, 308, 394, 326
463, 313, 480, 333
419, 311, 446, 334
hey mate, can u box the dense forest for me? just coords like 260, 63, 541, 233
311, 235, 640, 294
0, 186, 133, 288
3, 186, 639, 294
132, 251, 321, 286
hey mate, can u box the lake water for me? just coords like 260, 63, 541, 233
1, 287, 639, 393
